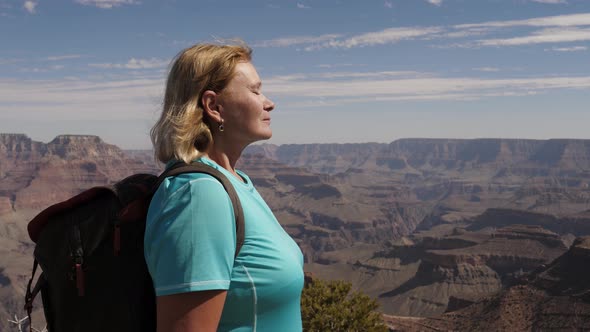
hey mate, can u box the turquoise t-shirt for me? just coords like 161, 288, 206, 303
144, 157, 304, 331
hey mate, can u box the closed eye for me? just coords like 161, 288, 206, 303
250, 82, 262, 95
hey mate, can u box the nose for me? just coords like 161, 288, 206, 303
264, 95, 275, 112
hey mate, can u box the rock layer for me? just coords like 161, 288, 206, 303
0, 134, 158, 212
384, 236, 590, 331
2, 136, 590, 325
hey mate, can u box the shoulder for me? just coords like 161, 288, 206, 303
151, 172, 230, 210
145, 170, 236, 243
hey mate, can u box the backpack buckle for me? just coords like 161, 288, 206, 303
24, 291, 33, 313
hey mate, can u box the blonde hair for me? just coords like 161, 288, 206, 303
151, 42, 252, 164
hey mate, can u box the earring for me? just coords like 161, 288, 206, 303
218, 120, 224, 132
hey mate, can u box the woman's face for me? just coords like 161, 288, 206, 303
217, 62, 275, 146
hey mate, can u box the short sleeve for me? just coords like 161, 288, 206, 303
144, 174, 236, 296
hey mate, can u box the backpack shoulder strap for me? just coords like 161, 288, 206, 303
157, 162, 245, 258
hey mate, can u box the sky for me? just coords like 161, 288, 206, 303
1, 0, 589, 149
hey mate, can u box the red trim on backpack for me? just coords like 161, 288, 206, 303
27, 187, 113, 243
117, 197, 150, 223
75, 263, 85, 297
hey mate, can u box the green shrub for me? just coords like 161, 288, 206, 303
301, 278, 388, 332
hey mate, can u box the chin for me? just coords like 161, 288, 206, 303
247, 132, 272, 145
259, 128, 273, 140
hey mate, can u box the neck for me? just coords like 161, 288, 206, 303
203, 139, 247, 182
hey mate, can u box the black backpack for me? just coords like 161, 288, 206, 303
23, 162, 245, 332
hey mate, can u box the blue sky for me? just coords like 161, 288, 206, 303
1, 0, 589, 149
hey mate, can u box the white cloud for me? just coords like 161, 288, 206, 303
262, 71, 590, 104
19, 64, 65, 73
270, 71, 427, 81
89, 57, 169, 69
296, 3, 310, 9
23, 1, 36, 14
442, 27, 492, 39
19, 68, 45, 73
0, 78, 163, 107
531, 0, 567, 3
479, 27, 590, 46
307, 27, 443, 50
547, 45, 588, 51
456, 13, 590, 29
316, 63, 358, 68
448, 13, 590, 48
46, 55, 83, 61
2, 72, 590, 149
427, 0, 443, 6
0, 77, 164, 148
74, 0, 139, 9
257, 13, 590, 51
384, 1, 393, 9
318, 71, 427, 79
254, 34, 342, 48
473, 67, 500, 72
4, 73, 590, 113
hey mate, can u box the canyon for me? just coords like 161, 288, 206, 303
1, 133, 589, 330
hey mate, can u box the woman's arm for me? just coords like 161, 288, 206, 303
157, 290, 228, 332
146, 175, 237, 331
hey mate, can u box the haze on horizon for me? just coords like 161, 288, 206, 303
1, 0, 589, 149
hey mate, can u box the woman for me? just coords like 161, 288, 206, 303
144, 43, 304, 331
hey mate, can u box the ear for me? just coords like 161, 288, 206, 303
201, 90, 222, 123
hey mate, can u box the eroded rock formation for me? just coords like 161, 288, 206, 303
384, 236, 590, 331
0, 134, 159, 212
2, 136, 590, 328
